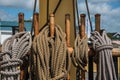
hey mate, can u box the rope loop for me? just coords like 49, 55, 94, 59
32, 24, 71, 80
90, 30, 117, 80
0, 51, 12, 57
0, 32, 32, 80
96, 44, 113, 52
0, 71, 20, 76
72, 34, 88, 71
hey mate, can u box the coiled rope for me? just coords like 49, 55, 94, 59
90, 30, 117, 80
32, 25, 71, 80
0, 32, 32, 80
72, 34, 88, 71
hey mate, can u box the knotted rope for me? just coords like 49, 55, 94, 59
90, 30, 117, 80
32, 25, 71, 80
71, 34, 88, 71
0, 32, 32, 80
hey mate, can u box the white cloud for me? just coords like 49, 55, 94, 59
78, 1, 120, 32
0, 0, 39, 10
0, 0, 39, 21
0, 10, 16, 21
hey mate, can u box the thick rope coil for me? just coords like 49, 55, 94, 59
90, 30, 117, 80
0, 32, 32, 80
71, 34, 88, 71
32, 25, 71, 80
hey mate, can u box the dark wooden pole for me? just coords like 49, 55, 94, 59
113, 57, 118, 79
80, 14, 86, 80
95, 14, 101, 79
18, 13, 24, 32
88, 55, 93, 80
95, 14, 101, 32
80, 14, 86, 38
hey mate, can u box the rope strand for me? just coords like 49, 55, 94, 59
90, 30, 117, 80
32, 25, 71, 80
72, 34, 88, 71
0, 32, 32, 80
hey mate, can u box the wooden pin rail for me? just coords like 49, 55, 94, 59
0, 12, 120, 80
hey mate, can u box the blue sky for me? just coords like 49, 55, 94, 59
78, 0, 120, 32
0, 0, 120, 32
0, 0, 39, 21
0, 6, 34, 20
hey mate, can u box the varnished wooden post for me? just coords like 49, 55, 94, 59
95, 13, 118, 79
80, 14, 86, 80
33, 13, 39, 36
65, 14, 73, 80
65, 14, 71, 47
80, 14, 86, 38
88, 14, 101, 80
95, 14, 101, 77
18, 13, 24, 32
29, 13, 39, 80
95, 14, 101, 32
49, 13, 55, 37
18, 12, 25, 80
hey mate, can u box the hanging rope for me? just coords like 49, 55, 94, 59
72, 34, 88, 71
32, 25, 71, 80
90, 30, 117, 80
85, 0, 93, 32
0, 32, 32, 80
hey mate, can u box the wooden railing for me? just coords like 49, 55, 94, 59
0, 12, 120, 80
